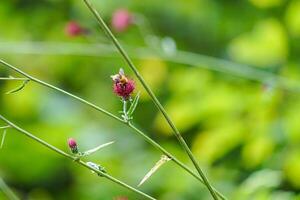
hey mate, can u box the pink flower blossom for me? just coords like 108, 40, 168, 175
111, 9, 133, 32
111, 68, 135, 99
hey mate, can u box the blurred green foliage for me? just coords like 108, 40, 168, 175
1, 0, 300, 199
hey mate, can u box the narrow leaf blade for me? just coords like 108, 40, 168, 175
127, 92, 140, 117
1, 129, 7, 149
82, 141, 115, 157
6, 80, 29, 94
138, 155, 171, 187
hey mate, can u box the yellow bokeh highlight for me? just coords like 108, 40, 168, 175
249, 0, 283, 8
285, 0, 300, 37
228, 19, 288, 67
242, 136, 274, 169
284, 151, 300, 189
137, 57, 168, 100
192, 123, 245, 165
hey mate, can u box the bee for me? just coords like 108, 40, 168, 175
111, 68, 128, 84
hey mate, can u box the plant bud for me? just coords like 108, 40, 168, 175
68, 138, 78, 154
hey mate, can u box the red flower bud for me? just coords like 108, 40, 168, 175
111, 9, 133, 32
111, 69, 135, 100
68, 138, 78, 154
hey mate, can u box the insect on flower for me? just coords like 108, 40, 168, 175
111, 68, 135, 100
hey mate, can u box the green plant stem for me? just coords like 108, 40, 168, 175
0, 177, 19, 200
0, 59, 226, 200
122, 100, 129, 122
0, 114, 156, 200
82, 0, 219, 199
0, 77, 28, 81
0, 126, 10, 129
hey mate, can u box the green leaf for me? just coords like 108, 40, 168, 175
6, 79, 30, 94
138, 155, 171, 187
127, 92, 140, 118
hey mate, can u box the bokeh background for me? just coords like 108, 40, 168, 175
1, 0, 300, 199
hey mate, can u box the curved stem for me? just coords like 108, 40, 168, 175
82, 0, 219, 199
0, 59, 226, 199
0, 115, 156, 200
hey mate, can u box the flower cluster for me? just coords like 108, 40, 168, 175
111, 68, 135, 100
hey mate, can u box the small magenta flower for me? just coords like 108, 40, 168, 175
111, 68, 135, 100
68, 138, 78, 154
65, 21, 85, 37
111, 9, 133, 32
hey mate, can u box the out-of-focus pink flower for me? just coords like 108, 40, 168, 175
68, 138, 78, 154
65, 21, 84, 37
111, 68, 135, 100
111, 9, 133, 32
